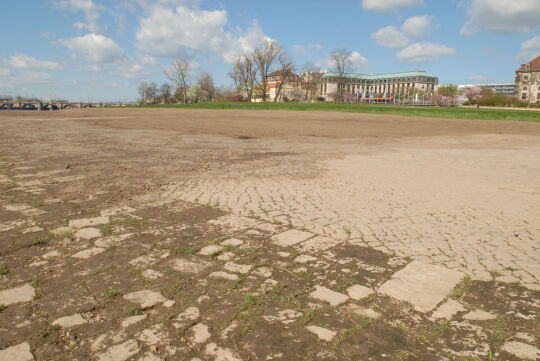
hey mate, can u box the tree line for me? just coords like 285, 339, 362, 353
139, 40, 361, 104
138, 61, 217, 104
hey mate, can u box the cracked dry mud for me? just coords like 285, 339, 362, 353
0, 108, 539, 361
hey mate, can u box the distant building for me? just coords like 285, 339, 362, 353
458, 84, 515, 97
301, 72, 324, 101
252, 70, 304, 102
515, 55, 540, 104
250, 70, 439, 103
320, 71, 438, 103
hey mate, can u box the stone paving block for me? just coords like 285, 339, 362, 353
207, 214, 260, 231
72, 247, 105, 259
502, 341, 540, 360
346, 305, 381, 319
69, 216, 110, 229
306, 325, 337, 341
100, 206, 136, 216
310, 285, 349, 306
198, 245, 223, 256
296, 235, 342, 253
190, 323, 211, 344
75, 228, 102, 240
96, 339, 139, 361
431, 299, 465, 320
169, 258, 211, 274
220, 238, 244, 247
463, 310, 497, 321
378, 261, 463, 312
0, 343, 34, 361
346, 285, 374, 300
0, 284, 35, 305
52, 314, 87, 328
272, 229, 314, 247
205, 343, 242, 361
121, 315, 147, 328
223, 261, 252, 274
123, 290, 166, 309
210, 271, 239, 281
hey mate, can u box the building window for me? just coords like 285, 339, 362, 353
521, 93, 527, 100
524, 75, 529, 81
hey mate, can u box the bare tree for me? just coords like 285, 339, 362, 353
253, 40, 282, 102
159, 83, 173, 103
228, 54, 257, 102
300, 61, 321, 74
147, 82, 158, 103
138, 82, 149, 104
273, 53, 295, 102
197, 72, 215, 102
165, 57, 193, 104
329, 48, 353, 102
301, 72, 323, 101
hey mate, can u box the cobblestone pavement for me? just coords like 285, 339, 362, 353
0, 111, 539, 361
163, 135, 540, 290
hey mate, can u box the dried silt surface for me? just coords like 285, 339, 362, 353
0, 109, 539, 361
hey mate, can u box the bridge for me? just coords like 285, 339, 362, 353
0, 101, 138, 110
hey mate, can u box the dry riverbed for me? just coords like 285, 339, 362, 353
0, 108, 539, 361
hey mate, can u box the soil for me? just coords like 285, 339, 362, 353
0, 108, 539, 361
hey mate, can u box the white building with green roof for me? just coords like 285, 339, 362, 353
320, 71, 439, 103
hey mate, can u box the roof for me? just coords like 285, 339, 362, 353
517, 56, 540, 71
321, 71, 437, 80
266, 70, 299, 78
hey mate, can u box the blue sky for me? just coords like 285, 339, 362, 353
1, 0, 539, 101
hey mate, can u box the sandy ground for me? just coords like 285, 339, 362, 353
0, 108, 539, 361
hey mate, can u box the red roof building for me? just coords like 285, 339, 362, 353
515, 55, 540, 104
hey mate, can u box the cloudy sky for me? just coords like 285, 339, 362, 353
1, 0, 539, 101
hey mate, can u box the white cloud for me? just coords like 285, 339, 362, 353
122, 64, 150, 78
371, 26, 409, 48
141, 55, 158, 66
517, 35, 540, 60
8, 54, 62, 71
320, 51, 368, 70
56, 0, 103, 33
349, 51, 369, 68
60, 33, 127, 64
135, 5, 269, 62
17, 71, 53, 85
396, 42, 455, 63
307, 44, 323, 50
461, 0, 540, 35
60, 33, 149, 79
292, 43, 323, 57
371, 15, 432, 49
40, 32, 55, 39
362, 0, 423, 12
401, 15, 432, 38
0, 70, 54, 90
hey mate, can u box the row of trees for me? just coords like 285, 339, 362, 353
228, 40, 356, 102
462, 86, 528, 107
432, 85, 530, 107
139, 40, 333, 104
138, 59, 216, 104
